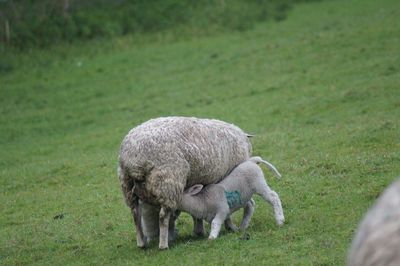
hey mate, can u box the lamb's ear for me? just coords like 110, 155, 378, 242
186, 184, 203, 195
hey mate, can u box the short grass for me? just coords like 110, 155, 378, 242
1, 0, 399, 264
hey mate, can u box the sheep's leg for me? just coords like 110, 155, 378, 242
224, 217, 238, 232
240, 199, 255, 230
192, 216, 205, 236
132, 198, 147, 248
209, 212, 228, 240
159, 206, 171, 249
257, 184, 284, 225
169, 210, 180, 242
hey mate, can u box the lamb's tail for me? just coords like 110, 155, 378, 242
249, 156, 281, 179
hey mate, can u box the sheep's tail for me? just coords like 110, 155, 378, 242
249, 156, 281, 179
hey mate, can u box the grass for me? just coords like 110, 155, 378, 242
1, 0, 399, 264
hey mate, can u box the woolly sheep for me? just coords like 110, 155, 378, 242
118, 117, 252, 249
179, 156, 284, 240
348, 178, 400, 266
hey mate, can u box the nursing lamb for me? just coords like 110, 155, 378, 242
179, 156, 284, 239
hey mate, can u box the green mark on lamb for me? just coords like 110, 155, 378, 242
224, 190, 242, 209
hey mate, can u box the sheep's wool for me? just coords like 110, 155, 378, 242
119, 117, 252, 210
348, 179, 400, 266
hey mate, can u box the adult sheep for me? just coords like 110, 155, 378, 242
348, 178, 400, 266
118, 117, 252, 249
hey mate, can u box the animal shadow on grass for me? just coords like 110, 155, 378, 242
172, 227, 251, 248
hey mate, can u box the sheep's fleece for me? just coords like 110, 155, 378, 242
119, 117, 251, 209
118, 116, 252, 221
348, 178, 400, 266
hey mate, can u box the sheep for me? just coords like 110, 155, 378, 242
118, 116, 252, 249
348, 178, 400, 266
178, 156, 284, 240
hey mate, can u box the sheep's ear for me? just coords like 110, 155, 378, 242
186, 184, 203, 195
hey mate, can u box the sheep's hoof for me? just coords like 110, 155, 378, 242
193, 230, 205, 237
137, 241, 147, 248
227, 226, 239, 232
137, 236, 148, 248
208, 236, 216, 240
159, 244, 169, 250
239, 232, 250, 241
137, 242, 147, 249
158, 242, 168, 250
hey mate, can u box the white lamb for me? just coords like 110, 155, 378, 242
118, 117, 252, 249
178, 156, 284, 239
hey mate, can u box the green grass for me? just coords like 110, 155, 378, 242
1, 0, 399, 264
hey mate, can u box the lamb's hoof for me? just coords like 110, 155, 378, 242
276, 217, 285, 226
208, 236, 216, 240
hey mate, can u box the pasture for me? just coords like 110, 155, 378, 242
1, 0, 399, 264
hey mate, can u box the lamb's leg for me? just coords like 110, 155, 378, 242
257, 184, 284, 225
132, 198, 147, 248
192, 216, 205, 236
209, 211, 228, 240
159, 206, 171, 249
240, 199, 255, 230
224, 217, 238, 232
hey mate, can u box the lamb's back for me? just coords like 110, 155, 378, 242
219, 161, 263, 198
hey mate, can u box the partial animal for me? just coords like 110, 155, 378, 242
179, 156, 284, 239
348, 178, 400, 266
118, 117, 252, 249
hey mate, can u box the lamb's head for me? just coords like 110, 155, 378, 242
179, 184, 204, 211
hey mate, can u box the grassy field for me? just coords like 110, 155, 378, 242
1, 0, 399, 264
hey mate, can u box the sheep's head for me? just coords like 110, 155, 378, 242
133, 180, 158, 205
144, 169, 185, 210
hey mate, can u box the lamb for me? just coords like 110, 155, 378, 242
348, 178, 400, 266
179, 156, 284, 240
118, 117, 252, 249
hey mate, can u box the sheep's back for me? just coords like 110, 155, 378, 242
119, 117, 252, 187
